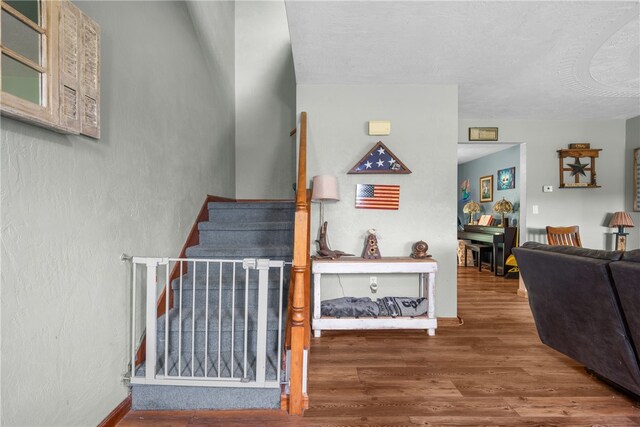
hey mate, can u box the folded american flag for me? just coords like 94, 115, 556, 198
355, 184, 400, 210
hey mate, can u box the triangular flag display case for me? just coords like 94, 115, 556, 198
348, 141, 411, 174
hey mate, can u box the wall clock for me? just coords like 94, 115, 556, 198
557, 146, 602, 188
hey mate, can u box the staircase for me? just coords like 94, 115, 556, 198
131, 201, 295, 410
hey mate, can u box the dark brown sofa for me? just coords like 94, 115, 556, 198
513, 242, 640, 398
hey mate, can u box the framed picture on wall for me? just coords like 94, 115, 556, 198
480, 175, 493, 202
497, 167, 516, 190
634, 148, 639, 212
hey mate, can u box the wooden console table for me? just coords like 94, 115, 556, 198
312, 257, 438, 337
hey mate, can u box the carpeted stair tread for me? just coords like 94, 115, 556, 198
199, 221, 293, 231
208, 202, 294, 210
135, 349, 280, 380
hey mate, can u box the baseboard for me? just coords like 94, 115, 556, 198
438, 316, 464, 327
280, 393, 309, 412
97, 395, 131, 427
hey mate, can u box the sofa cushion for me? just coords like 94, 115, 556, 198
610, 260, 640, 364
513, 243, 640, 395
519, 241, 623, 261
622, 249, 640, 263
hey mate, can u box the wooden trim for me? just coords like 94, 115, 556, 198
1, 46, 47, 73
1, 0, 60, 131
286, 112, 310, 415
438, 316, 464, 327
97, 395, 131, 427
1, 2, 46, 33
135, 194, 236, 365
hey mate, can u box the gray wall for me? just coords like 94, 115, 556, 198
459, 120, 627, 249
626, 116, 640, 249
298, 85, 459, 317
235, 0, 296, 199
458, 145, 521, 225
0, 2, 235, 425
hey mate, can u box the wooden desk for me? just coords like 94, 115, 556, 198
312, 257, 438, 337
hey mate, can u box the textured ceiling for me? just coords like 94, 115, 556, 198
286, 1, 640, 120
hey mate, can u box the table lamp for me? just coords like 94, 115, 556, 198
311, 175, 339, 232
609, 211, 634, 251
493, 197, 513, 228
463, 200, 480, 225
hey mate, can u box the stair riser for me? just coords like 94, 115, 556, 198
199, 229, 293, 246
208, 208, 294, 222
171, 289, 286, 310
171, 269, 290, 290
131, 385, 280, 410
185, 247, 293, 258
158, 310, 285, 333
157, 330, 282, 356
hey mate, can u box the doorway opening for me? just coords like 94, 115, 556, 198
456, 142, 527, 277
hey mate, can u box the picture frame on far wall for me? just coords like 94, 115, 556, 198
469, 127, 498, 141
480, 175, 493, 202
497, 167, 516, 190
634, 148, 639, 211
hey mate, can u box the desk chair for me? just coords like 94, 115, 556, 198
546, 225, 582, 247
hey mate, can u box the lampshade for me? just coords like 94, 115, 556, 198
463, 200, 480, 214
311, 175, 339, 202
609, 212, 635, 228
493, 197, 513, 214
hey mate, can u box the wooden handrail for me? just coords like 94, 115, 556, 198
284, 112, 311, 414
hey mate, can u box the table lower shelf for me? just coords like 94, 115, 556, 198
312, 315, 437, 337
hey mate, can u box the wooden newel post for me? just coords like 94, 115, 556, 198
287, 111, 309, 415
289, 264, 307, 414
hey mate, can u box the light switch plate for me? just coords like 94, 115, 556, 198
543, 185, 553, 192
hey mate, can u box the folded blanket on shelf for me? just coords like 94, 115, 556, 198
320, 296, 428, 318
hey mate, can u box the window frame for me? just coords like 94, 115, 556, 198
1, 0, 62, 131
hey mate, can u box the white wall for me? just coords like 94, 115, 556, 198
459, 120, 627, 249
235, 0, 296, 199
626, 116, 640, 249
0, 2, 235, 425
298, 85, 459, 317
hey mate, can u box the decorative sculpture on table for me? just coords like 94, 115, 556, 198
315, 222, 354, 259
411, 240, 431, 259
362, 229, 381, 259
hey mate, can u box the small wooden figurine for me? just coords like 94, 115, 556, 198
315, 222, 354, 259
410, 240, 431, 259
362, 229, 381, 259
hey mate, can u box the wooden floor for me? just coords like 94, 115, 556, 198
118, 267, 640, 426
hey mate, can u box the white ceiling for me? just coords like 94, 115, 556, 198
285, 1, 640, 120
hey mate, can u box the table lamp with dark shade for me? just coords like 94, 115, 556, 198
609, 211, 635, 251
